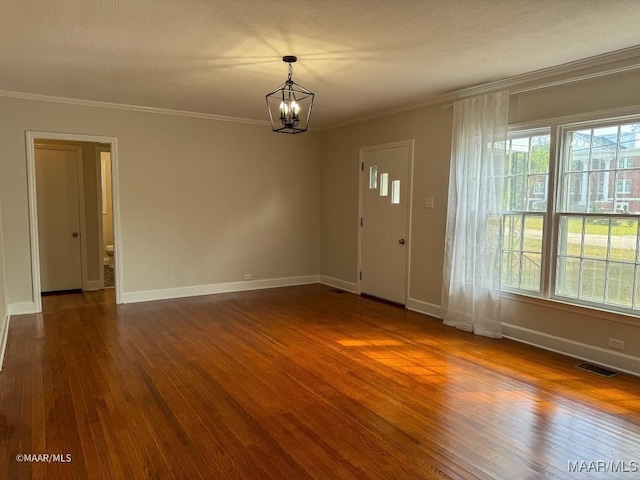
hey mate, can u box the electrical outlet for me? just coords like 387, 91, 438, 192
608, 338, 625, 351
424, 197, 434, 209
244, 274, 253, 281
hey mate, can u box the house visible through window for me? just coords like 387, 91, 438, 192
502, 131, 550, 292
504, 118, 640, 315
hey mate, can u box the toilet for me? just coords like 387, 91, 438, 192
105, 245, 115, 268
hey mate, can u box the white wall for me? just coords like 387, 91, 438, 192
321, 68, 640, 375
0, 96, 322, 307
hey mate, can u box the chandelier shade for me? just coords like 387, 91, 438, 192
266, 56, 314, 134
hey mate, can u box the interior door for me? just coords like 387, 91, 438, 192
361, 144, 411, 304
36, 146, 83, 292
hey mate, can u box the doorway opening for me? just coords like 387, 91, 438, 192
26, 132, 122, 311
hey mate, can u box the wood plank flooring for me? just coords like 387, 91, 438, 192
1, 284, 640, 479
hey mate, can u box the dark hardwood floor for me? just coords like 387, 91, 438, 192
1, 284, 639, 479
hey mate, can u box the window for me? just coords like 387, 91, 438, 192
502, 131, 550, 292
615, 202, 629, 213
506, 118, 640, 315
616, 179, 631, 194
555, 121, 640, 312
379, 173, 389, 196
369, 166, 378, 189
533, 181, 545, 195
391, 180, 400, 204
618, 157, 633, 169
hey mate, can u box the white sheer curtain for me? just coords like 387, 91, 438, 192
441, 91, 509, 338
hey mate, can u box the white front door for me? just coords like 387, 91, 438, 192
36, 146, 83, 292
361, 143, 412, 304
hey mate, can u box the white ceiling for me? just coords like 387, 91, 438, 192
1, 0, 640, 129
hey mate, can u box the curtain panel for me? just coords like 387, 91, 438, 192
442, 91, 509, 338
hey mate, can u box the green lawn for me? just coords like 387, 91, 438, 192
522, 215, 638, 235
503, 216, 639, 308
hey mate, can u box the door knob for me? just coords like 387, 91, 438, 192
72, 232, 79, 237
399, 238, 405, 245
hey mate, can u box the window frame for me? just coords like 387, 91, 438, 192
533, 181, 545, 195
616, 178, 631, 194
618, 157, 633, 169
502, 127, 553, 296
505, 113, 640, 319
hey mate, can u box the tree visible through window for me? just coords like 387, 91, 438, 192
502, 132, 550, 292
503, 119, 640, 315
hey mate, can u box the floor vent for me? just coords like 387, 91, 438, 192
332, 289, 346, 294
576, 362, 619, 377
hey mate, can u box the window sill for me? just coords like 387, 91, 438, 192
501, 290, 640, 327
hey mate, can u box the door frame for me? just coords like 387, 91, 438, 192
26, 131, 123, 311
357, 140, 415, 303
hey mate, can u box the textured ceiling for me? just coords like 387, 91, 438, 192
1, 0, 640, 129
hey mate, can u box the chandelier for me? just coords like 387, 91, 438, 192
265, 56, 314, 134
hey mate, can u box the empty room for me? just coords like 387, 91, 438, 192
1, 1, 640, 478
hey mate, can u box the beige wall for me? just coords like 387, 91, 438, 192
510, 68, 640, 125
321, 69, 640, 374
0, 97, 321, 304
321, 104, 453, 306
0, 192, 7, 368
2, 64, 640, 374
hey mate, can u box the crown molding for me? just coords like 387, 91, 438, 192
0, 89, 270, 126
327, 44, 640, 131
442, 44, 640, 101
3, 45, 640, 132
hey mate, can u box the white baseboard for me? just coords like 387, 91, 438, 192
0, 314, 9, 371
8, 301, 37, 315
84, 280, 102, 291
319, 276, 358, 294
121, 275, 320, 304
406, 297, 442, 318
502, 323, 640, 377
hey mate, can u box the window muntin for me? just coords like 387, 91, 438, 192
553, 120, 640, 313
502, 132, 550, 293
555, 215, 639, 309
616, 179, 631, 194
561, 123, 640, 214
618, 157, 633, 169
